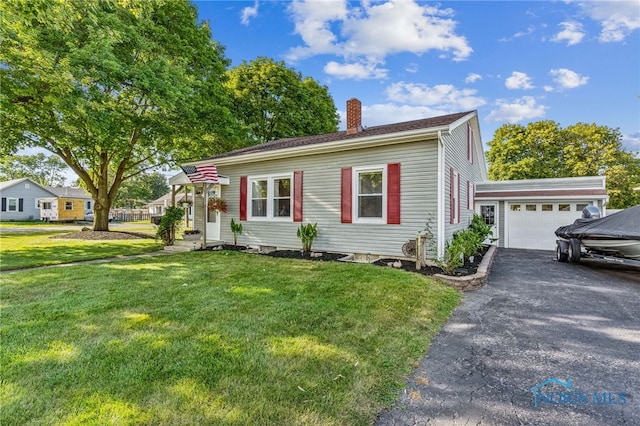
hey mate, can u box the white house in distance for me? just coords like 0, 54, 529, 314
0, 178, 57, 221
170, 98, 610, 256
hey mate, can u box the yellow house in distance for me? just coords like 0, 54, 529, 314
39, 187, 92, 222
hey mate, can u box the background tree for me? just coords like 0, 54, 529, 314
226, 57, 340, 143
487, 121, 640, 208
113, 172, 169, 208
0, 153, 69, 187
1, 0, 242, 231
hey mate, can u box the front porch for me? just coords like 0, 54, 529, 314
168, 171, 230, 249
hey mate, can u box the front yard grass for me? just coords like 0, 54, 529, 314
1, 251, 460, 425
0, 231, 163, 270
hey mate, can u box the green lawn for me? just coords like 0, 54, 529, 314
0, 230, 162, 270
1, 251, 460, 425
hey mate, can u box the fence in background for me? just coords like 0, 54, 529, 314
111, 209, 150, 222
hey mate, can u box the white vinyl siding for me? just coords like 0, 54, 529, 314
215, 139, 439, 257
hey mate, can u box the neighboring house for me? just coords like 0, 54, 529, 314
176, 98, 486, 257
475, 177, 608, 250
0, 178, 57, 221
39, 187, 92, 222
147, 192, 193, 221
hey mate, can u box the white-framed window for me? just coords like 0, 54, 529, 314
42, 201, 52, 210
353, 165, 386, 223
86, 200, 92, 210
248, 174, 292, 221
7, 198, 18, 212
65, 201, 73, 210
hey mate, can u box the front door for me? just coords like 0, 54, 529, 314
478, 203, 498, 244
206, 186, 221, 241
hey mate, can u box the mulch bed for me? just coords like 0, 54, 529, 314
264, 250, 348, 262
374, 245, 490, 277
53, 230, 155, 240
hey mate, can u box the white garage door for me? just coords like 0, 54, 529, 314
507, 202, 591, 250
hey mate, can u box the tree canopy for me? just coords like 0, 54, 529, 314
112, 172, 169, 208
487, 121, 640, 208
0, 153, 70, 187
1, 0, 242, 230
226, 57, 340, 143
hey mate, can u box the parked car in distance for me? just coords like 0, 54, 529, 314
84, 210, 114, 222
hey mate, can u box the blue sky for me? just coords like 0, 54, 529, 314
196, 0, 640, 153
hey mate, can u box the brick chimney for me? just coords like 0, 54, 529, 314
346, 98, 362, 135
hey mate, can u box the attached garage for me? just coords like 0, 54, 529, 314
475, 177, 609, 250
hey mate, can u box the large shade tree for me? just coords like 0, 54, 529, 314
1, 0, 241, 230
487, 121, 640, 208
226, 57, 340, 143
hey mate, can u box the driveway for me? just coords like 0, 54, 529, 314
377, 249, 640, 426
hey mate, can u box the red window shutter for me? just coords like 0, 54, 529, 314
239, 176, 247, 221
293, 170, 303, 222
387, 163, 400, 224
449, 168, 454, 224
457, 175, 461, 223
341, 167, 352, 223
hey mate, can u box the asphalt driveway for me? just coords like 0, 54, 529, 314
377, 248, 639, 426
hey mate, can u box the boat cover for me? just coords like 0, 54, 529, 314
555, 205, 640, 240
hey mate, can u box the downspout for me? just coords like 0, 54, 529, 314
437, 130, 445, 258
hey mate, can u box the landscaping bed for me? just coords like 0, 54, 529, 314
262, 249, 348, 262
374, 244, 490, 277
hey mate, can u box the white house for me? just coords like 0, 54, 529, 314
171, 98, 611, 255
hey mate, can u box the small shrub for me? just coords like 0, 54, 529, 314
156, 206, 184, 245
230, 218, 243, 246
297, 223, 318, 253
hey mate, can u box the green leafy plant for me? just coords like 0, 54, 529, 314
434, 234, 465, 275
156, 206, 184, 246
230, 218, 243, 246
296, 223, 318, 253
433, 214, 494, 275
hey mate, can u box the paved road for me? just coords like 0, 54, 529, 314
377, 249, 640, 426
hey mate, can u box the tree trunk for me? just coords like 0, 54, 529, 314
94, 203, 111, 231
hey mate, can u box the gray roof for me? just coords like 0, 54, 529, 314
45, 186, 92, 199
201, 110, 473, 161
0, 178, 57, 196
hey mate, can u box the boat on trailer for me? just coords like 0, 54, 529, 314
555, 205, 640, 264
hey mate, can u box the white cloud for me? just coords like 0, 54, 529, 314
324, 60, 388, 80
385, 81, 487, 111
486, 97, 547, 123
551, 21, 585, 46
578, 1, 640, 42
286, 0, 472, 79
622, 131, 640, 151
465, 73, 482, 83
505, 71, 534, 90
405, 63, 419, 73
549, 68, 589, 89
240, 1, 259, 25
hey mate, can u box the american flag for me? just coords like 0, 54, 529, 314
181, 164, 219, 183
